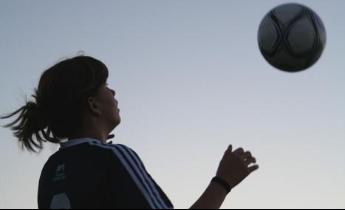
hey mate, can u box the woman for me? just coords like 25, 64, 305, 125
2, 56, 259, 209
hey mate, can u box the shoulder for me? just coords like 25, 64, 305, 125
93, 143, 144, 164
76, 142, 138, 156
93, 143, 136, 153
103, 144, 142, 160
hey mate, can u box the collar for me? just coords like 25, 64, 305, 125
60, 138, 103, 149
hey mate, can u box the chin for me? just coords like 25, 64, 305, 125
113, 115, 121, 128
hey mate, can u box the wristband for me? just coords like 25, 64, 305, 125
211, 177, 232, 194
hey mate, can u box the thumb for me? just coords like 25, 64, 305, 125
228, 145, 233, 153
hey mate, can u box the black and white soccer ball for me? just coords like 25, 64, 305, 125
258, 3, 326, 72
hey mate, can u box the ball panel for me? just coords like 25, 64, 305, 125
310, 11, 327, 49
267, 46, 309, 72
258, 15, 280, 54
287, 15, 316, 55
272, 4, 304, 26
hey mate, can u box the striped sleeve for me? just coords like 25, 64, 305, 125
102, 144, 172, 209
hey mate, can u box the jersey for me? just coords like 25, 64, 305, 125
38, 138, 174, 209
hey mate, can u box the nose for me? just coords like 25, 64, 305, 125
111, 89, 116, 96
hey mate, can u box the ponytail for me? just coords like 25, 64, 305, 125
1, 98, 51, 152
1, 55, 109, 153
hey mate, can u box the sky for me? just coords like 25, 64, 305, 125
0, 0, 344, 209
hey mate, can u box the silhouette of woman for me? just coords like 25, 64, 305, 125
2, 55, 259, 209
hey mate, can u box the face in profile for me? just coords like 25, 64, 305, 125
92, 83, 121, 131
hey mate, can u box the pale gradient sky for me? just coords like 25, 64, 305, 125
0, 0, 344, 209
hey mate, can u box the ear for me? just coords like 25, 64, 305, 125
87, 97, 102, 116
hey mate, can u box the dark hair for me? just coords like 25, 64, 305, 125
1, 56, 109, 152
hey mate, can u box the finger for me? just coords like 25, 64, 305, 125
233, 148, 244, 156
244, 157, 256, 165
242, 151, 253, 160
248, 165, 259, 173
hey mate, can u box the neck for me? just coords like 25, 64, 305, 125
69, 128, 109, 144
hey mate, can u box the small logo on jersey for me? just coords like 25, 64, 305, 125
53, 164, 67, 182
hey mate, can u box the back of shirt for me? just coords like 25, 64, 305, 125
38, 139, 173, 209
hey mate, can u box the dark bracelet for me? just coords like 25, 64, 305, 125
211, 177, 232, 194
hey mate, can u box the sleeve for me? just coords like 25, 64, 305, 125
124, 146, 174, 209
106, 144, 172, 209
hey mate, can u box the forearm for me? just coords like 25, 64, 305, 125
190, 182, 228, 209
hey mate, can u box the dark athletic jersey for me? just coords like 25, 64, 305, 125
38, 138, 174, 209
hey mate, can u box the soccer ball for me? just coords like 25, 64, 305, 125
258, 3, 326, 72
